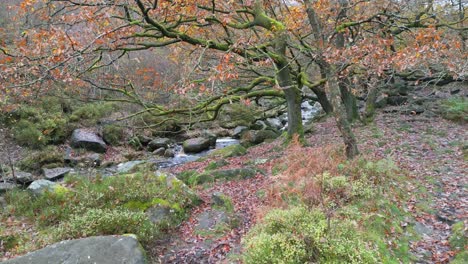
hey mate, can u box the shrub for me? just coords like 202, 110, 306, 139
242, 207, 377, 264
69, 102, 115, 123
13, 120, 46, 149
102, 124, 126, 145
18, 146, 64, 171
55, 208, 157, 243
440, 97, 467, 123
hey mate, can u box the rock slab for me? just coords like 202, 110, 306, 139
183, 137, 211, 153
71, 129, 107, 153
42, 167, 71, 181
2, 235, 147, 264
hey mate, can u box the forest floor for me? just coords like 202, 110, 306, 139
150, 111, 466, 263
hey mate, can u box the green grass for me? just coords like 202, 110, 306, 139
440, 97, 468, 123
1, 170, 199, 255
243, 157, 420, 263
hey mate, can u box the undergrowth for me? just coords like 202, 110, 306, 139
243, 137, 417, 263
1, 170, 198, 256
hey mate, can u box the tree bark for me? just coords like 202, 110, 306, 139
363, 85, 379, 124
274, 32, 304, 139
326, 66, 359, 159
339, 80, 359, 122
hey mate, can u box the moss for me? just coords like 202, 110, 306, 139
103, 124, 125, 146
450, 221, 467, 250
205, 160, 229, 170
207, 144, 247, 158
69, 102, 116, 124
451, 250, 468, 264
18, 146, 64, 172
440, 97, 467, 123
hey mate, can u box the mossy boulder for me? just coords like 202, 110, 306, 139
183, 137, 211, 153
207, 144, 247, 158
240, 130, 279, 147
102, 124, 126, 146
18, 146, 64, 172
181, 168, 258, 186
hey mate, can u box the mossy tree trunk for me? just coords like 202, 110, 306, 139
326, 65, 359, 159
274, 32, 304, 139
363, 85, 379, 124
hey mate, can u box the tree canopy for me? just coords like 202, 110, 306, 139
1, 0, 466, 158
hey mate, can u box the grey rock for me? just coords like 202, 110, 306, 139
4, 171, 34, 184
266, 118, 283, 130
0, 182, 19, 194
2, 235, 147, 264
212, 192, 229, 207
42, 167, 71, 181
196, 210, 230, 231
252, 120, 268, 130
137, 135, 153, 146
117, 160, 145, 174
0, 196, 6, 209
88, 153, 102, 167
163, 148, 175, 158
148, 138, 172, 152
183, 137, 211, 153
146, 206, 173, 225
153, 147, 166, 156
202, 131, 217, 147
232, 126, 248, 139
71, 129, 107, 153
240, 130, 279, 146
12, 171, 34, 184
27, 179, 58, 195
414, 222, 433, 236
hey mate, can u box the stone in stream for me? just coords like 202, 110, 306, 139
2, 235, 147, 264
117, 160, 145, 174
148, 138, 172, 152
152, 147, 166, 156
232, 126, 248, 139
163, 148, 175, 158
42, 167, 71, 181
70, 129, 107, 153
182, 137, 211, 153
240, 130, 279, 146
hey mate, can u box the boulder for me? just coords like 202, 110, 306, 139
42, 167, 71, 181
0, 182, 19, 194
232, 126, 248, 139
148, 138, 172, 152
152, 147, 166, 156
27, 179, 58, 195
265, 118, 283, 130
164, 148, 175, 158
71, 129, 107, 153
2, 235, 147, 264
207, 144, 247, 158
6, 171, 34, 184
117, 160, 145, 174
146, 206, 173, 225
137, 135, 153, 146
202, 131, 217, 147
240, 130, 279, 146
183, 137, 211, 153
